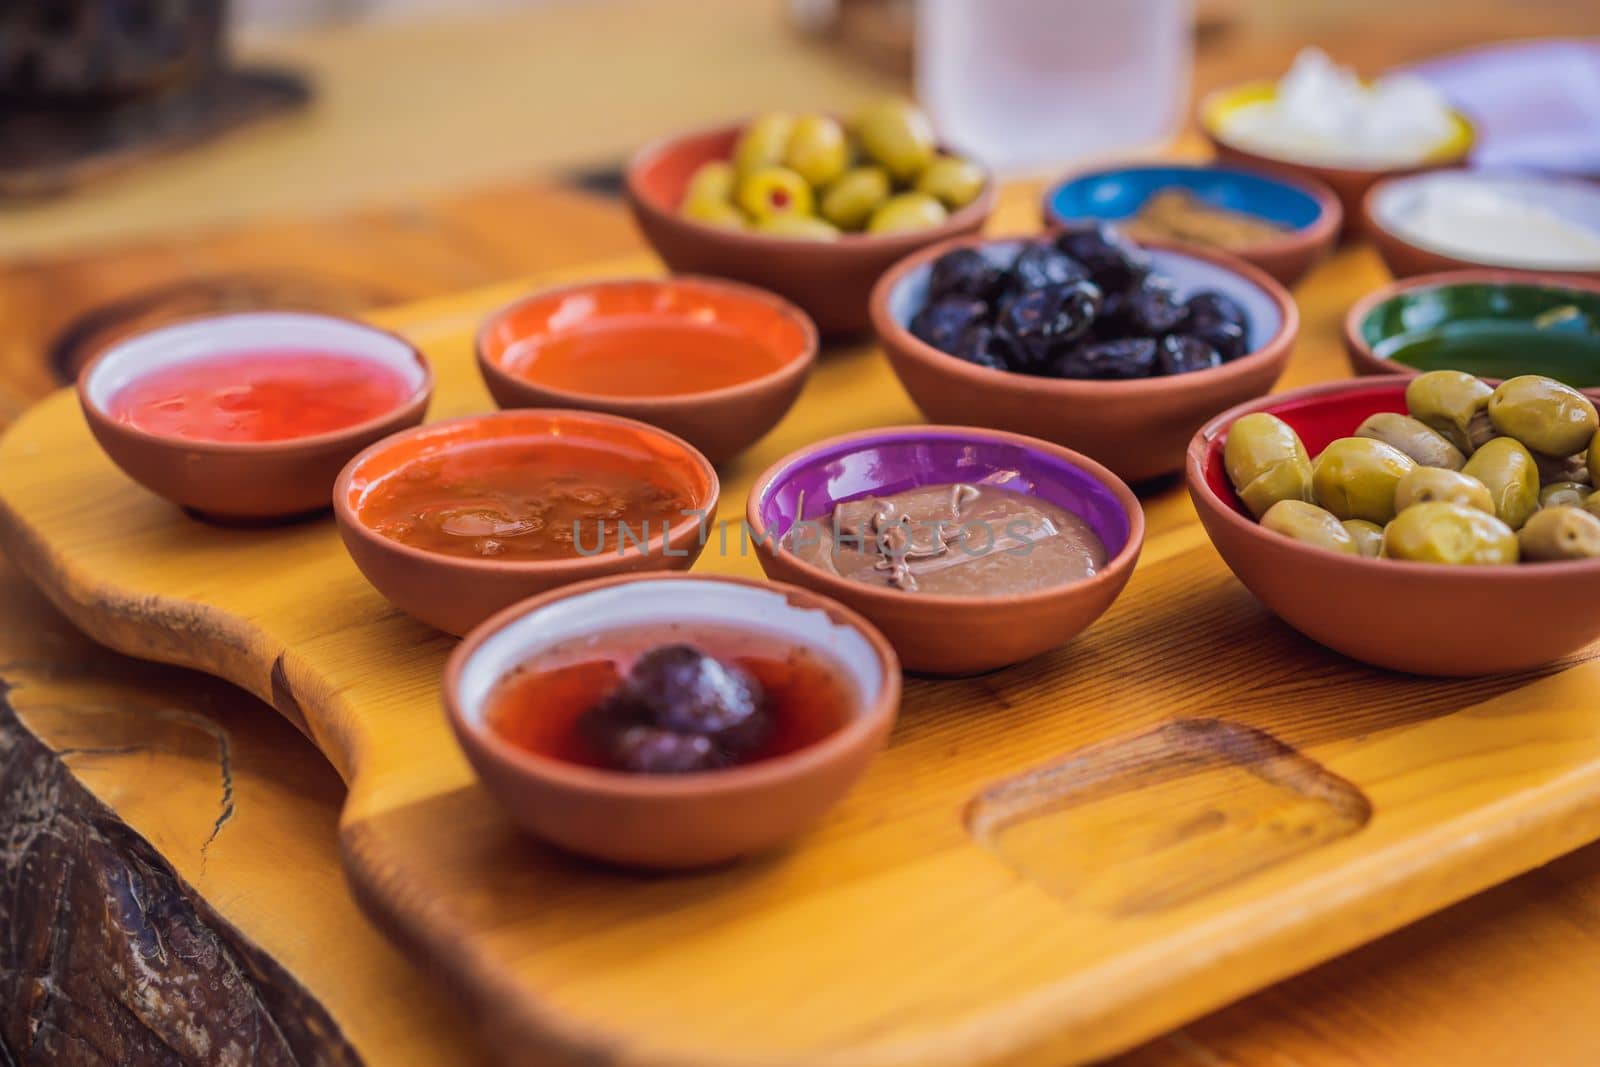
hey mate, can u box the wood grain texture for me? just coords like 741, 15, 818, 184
5, 227, 1600, 1066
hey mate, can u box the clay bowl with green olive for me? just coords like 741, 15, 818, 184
1344, 270, 1600, 402
625, 100, 996, 335
1188, 371, 1600, 675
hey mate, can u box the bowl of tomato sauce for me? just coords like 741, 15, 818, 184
476, 276, 818, 466
334, 409, 719, 635
78, 311, 433, 521
444, 572, 900, 869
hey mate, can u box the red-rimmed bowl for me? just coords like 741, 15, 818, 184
444, 572, 901, 869
625, 120, 996, 336
78, 311, 432, 521
476, 276, 817, 466
1188, 377, 1600, 676
871, 234, 1298, 485
333, 409, 718, 636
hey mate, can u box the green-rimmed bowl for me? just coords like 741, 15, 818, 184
1343, 269, 1600, 401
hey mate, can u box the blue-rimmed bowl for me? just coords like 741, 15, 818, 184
1043, 163, 1341, 287
870, 234, 1298, 484
745, 424, 1144, 675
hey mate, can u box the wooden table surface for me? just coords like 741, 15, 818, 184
6, 3, 1600, 1065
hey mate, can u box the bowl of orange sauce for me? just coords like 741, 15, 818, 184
78, 311, 432, 520
476, 277, 817, 466
333, 409, 719, 635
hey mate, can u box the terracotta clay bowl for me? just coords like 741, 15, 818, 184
78, 311, 432, 521
871, 234, 1298, 485
444, 572, 901, 869
1189, 378, 1600, 676
1042, 162, 1341, 288
1200, 80, 1475, 239
624, 120, 996, 336
476, 276, 817, 466
745, 424, 1144, 676
333, 409, 718, 636
1343, 269, 1600, 402
1365, 169, 1600, 282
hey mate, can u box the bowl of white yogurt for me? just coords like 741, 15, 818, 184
1366, 169, 1600, 280
1201, 49, 1475, 236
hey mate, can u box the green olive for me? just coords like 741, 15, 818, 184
1354, 412, 1464, 470
753, 214, 840, 241
1393, 466, 1494, 515
1460, 436, 1541, 530
1586, 493, 1600, 521
733, 113, 795, 176
1518, 505, 1600, 561
1590, 428, 1600, 486
783, 114, 850, 188
681, 196, 747, 229
736, 165, 814, 221
1405, 370, 1493, 455
1488, 375, 1599, 457
684, 160, 736, 205
1541, 481, 1591, 510
1223, 412, 1314, 519
866, 192, 948, 234
1261, 500, 1359, 554
1312, 437, 1416, 524
1533, 449, 1591, 486
851, 98, 936, 183
1383, 501, 1519, 564
819, 165, 890, 231
915, 155, 985, 210
1342, 519, 1385, 558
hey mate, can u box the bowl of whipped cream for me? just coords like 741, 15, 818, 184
1201, 48, 1475, 236
1365, 169, 1600, 281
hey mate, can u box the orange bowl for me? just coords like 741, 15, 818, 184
334, 409, 718, 635
444, 572, 901, 869
476, 276, 817, 466
1189, 378, 1600, 676
625, 121, 996, 336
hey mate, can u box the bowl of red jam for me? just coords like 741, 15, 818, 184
334, 409, 719, 635
476, 276, 817, 466
78, 311, 432, 520
444, 572, 901, 869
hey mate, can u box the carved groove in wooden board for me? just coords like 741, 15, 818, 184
5, 260, 1600, 1067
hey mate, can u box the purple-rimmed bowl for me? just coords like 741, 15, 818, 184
745, 424, 1144, 675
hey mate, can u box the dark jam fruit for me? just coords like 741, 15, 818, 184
909, 226, 1254, 381
927, 248, 1006, 303
485, 625, 855, 776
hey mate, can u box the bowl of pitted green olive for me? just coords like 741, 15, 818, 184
1188, 370, 1600, 675
625, 99, 995, 335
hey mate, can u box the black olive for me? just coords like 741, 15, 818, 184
1184, 318, 1248, 361
609, 726, 722, 775
951, 324, 1013, 371
1183, 290, 1250, 332
1051, 337, 1158, 380
995, 280, 1101, 371
909, 298, 989, 355
927, 248, 1006, 303
1157, 334, 1222, 375
1108, 277, 1186, 337
1053, 223, 1150, 295
1005, 240, 1091, 295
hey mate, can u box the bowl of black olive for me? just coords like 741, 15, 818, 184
869, 226, 1299, 483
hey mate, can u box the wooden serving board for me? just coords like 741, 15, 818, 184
6, 253, 1600, 1067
